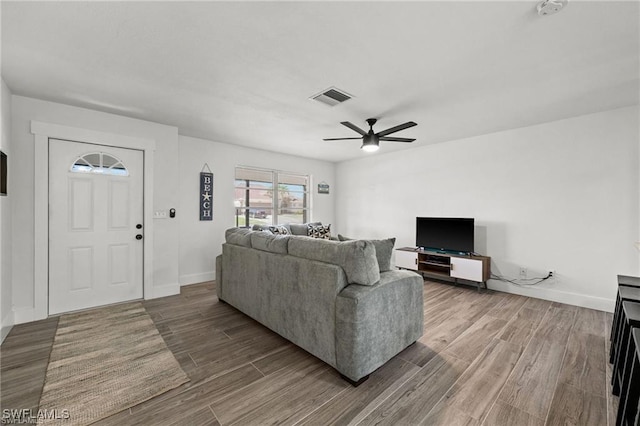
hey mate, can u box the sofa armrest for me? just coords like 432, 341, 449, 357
335, 270, 424, 381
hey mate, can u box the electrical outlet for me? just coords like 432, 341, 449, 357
519, 267, 527, 279
549, 269, 556, 277
153, 210, 167, 219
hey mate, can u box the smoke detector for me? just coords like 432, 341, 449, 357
537, 0, 568, 16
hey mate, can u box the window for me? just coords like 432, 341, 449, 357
234, 167, 309, 228
70, 152, 128, 176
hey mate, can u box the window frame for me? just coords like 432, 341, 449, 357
234, 166, 310, 228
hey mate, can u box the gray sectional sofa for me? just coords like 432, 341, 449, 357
216, 227, 424, 384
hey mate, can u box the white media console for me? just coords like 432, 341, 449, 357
395, 247, 491, 292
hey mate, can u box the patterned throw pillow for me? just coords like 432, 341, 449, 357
307, 223, 331, 239
268, 225, 289, 235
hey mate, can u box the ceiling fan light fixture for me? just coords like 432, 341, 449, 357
361, 137, 379, 152
324, 118, 416, 153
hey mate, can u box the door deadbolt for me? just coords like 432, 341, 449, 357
136, 224, 142, 229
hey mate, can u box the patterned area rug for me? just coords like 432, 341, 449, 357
38, 302, 189, 425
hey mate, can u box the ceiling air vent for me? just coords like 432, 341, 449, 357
310, 87, 353, 107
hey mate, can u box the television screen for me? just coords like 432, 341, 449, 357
416, 217, 474, 254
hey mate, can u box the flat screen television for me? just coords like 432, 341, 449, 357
416, 217, 474, 254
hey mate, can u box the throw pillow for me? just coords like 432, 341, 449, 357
268, 225, 289, 235
290, 222, 321, 235
308, 223, 331, 239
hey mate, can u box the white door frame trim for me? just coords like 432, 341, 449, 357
31, 121, 155, 320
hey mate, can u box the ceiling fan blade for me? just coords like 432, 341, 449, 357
376, 121, 417, 137
379, 136, 415, 143
340, 121, 367, 136
323, 137, 363, 141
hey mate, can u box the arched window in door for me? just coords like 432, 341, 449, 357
70, 152, 129, 176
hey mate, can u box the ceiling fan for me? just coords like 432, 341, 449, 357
324, 118, 417, 152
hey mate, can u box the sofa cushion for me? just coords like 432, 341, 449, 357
338, 235, 397, 272
370, 238, 396, 272
288, 236, 380, 286
308, 223, 331, 239
290, 222, 321, 236
225, 228, 253, 247
250, 231, 289, 254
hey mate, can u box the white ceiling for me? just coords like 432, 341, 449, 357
2, 1, 638, 163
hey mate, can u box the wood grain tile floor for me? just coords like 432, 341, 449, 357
0, 280, 617, 425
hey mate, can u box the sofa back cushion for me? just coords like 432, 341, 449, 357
288, 236, 380, 286
225, 228, 253, 247
250, 231, 290, 254
338, 235, 396, 272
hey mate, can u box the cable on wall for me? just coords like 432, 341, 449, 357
491, 272, 553, 286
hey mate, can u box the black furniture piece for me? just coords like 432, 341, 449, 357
616, 327, 640, 426
619, 275, 640, 288
610, 285, 640, 364
612, 301, 640, 396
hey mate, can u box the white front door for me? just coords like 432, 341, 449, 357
49, 138, 144, 315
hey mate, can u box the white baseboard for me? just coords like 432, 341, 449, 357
1, 310, 15, 343
179, 271, 215, 286
487, 280, 615, 312
148, 283, 181, 299
12, 306, 38, 325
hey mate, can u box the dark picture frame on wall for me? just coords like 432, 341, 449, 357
317, 182, 329, 194
0, 151, 6, 196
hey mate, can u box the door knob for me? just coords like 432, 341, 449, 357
136, 234, 143, 240
136, 224, 142, 229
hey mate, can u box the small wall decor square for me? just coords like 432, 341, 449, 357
318, 181, 330, 194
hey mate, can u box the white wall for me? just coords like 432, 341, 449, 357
5, 92, 636, 320
1, 79, 14, 341
178, 135, 335, 285
10, 96, 181, 323
336, 106, 640, 312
